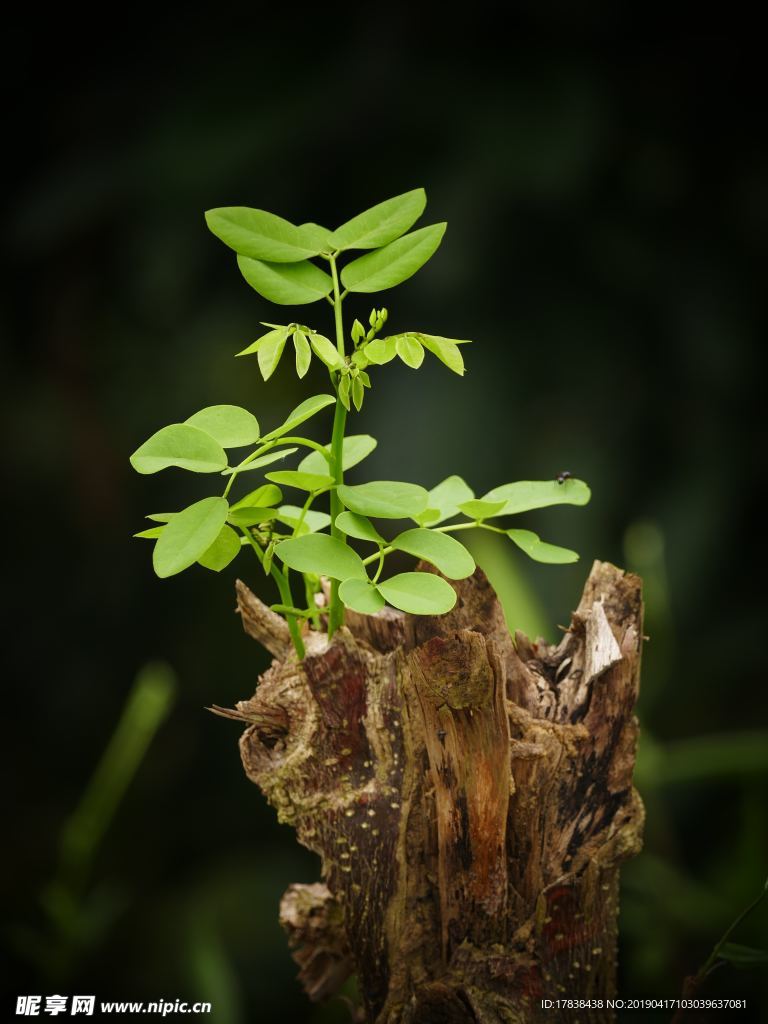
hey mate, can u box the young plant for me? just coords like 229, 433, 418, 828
130, 188, 591, 659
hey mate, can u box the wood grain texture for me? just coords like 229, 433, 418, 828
226, 561, 644, 1023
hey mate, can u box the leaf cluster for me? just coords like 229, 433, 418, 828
130, 189, 591, 656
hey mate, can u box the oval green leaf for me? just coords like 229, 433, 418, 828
293, 330, 312, 378
418, 334, 469, 376
396, 334, 424, 368
339, 578, 386, 615
130, 424, 227, 475
198, 524, 241, 571
378, 572, 456, 614
185, 405, 260, 447
309, 331, 344, 369
482, 479, 592, 515
230, 484, 283, 509
506, 529, 579, 564
340, 223, 447, 293
238, 254, 333, 305
335, 511, 384, 543
457, 498, 507, 520
330, 188, 426, 251
153, 497, 229, 578
265, 470, 334, 492
205, 207, 325, 262
365, 336, 398, 364
261, 394, 336, 441
391, 529, 475, 579
297, 434, 377, 475
338, 480, 429, 519
275, 534, 367, 581
258, 326, 290, 380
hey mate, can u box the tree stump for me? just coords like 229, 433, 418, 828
222, 561, 644, 1023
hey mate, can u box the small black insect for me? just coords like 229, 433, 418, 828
556, 470, 572, 485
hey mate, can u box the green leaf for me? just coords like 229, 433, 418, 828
296, 222, 334, 252
293, 330, 312, 378
309, 332, 344, 369
185, 405, 260, 447
330, 188, 426, 251
340, 224, 447, 293
146, 512, 176, 522
130, 424, 227, 475
221, 448, 298, 475
205, 207, 326, 262
134, 526, 165, 539
418, 334, 469, 376
718, 943, 768, 967
227, 507, 280, 527
482, 479, 592, 515
338, 480, 429, 519
198, 524, 241, 571
506, 529, 579, 564
275, 505, 331, 534
236, 325, 291, 358
364, 336, 398, 364
238, 254, 334, 305
335, 511, 384, 543
153, 497, 229, 578
265, 470, 334, 492
261, 394, 336, 441
263, 539, 275, 575
391, 529, 475, 579
258, 326, 290, 380
457, 498, 507, 520
378, 572, 456, 614
352, 376, 364, 411
415, 475, 475, 525
395, 334, 424, 368
230, 484, 282, 509
275, 534, 367, 580
298, 434, 377, 475
339, 578, 385, 615
338, 374, 351, 410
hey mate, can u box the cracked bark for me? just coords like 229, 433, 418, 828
224, 561, 644, 1023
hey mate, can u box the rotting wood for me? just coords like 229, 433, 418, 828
225, 561, 644, 1023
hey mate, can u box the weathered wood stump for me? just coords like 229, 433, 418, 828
222, 561, 644, 1023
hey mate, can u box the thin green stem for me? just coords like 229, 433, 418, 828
293, 491, 316, 537
304, 576, 322, 629
240, 529, 305, 659
372, 544, 385, 583
699, 881, 768, 981
327, 255, 348, 638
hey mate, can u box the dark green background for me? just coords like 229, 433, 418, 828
4, 17, 766, 1023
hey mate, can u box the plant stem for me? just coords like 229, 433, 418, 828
698, 880, 768, 982
328, 255, 348, 638
241, 529, 305, 659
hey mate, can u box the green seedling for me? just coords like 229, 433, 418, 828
130, 188, 591, 659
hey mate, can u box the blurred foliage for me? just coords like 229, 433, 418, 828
2, 15, 766, 1022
